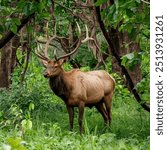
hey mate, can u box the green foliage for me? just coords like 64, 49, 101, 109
0, 1, 150, 149
95, 0, 108, 6
4, 137, 27, 150
104, 57, 113, 73
80, 66, 91, 72
75, 45, 98, 68
100, 0, 150, 74
121, 52, 142, 71
63, 62, 73, 71
0, 57, 53, 130
101, 0, 149, 31
0, 0, 52, 35
135, 78, 150, 103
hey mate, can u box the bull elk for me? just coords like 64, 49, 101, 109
36, 23, 115, 133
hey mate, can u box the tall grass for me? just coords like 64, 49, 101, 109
0, 89, 149, 149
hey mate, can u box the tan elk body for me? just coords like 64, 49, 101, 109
37, 23, 115, 133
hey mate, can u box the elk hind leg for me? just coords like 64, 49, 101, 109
104, 93, 113, 126
95, 101, 108, 125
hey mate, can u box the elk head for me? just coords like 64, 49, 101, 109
41, 59, 65, 78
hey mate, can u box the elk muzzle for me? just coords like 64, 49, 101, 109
43, 71, 50, 78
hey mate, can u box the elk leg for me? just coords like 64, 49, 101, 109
78, 101, 85, 134
104, 94, 113, 126
66, 105, 74, 131
95, 102, 108, 125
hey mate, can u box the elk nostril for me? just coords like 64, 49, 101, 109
43, 72, 49, 78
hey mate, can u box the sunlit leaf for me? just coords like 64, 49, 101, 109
12, 18, 21, 26
95, 0, 108, 6
10, 24, 17, 34
125, 53, 134, 60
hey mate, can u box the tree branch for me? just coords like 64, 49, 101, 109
0, 13, 35, 49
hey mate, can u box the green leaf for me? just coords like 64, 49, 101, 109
23, 4, 28, 16
0, 24, 4, 33
126, 53, 134, 60
27, 120, 32, 129
7, 137, 27, 150
95, 0, 108, 6
126, 9, 134, 18
27, 25, 33, 33
11, 24, 17, 34
17, 0, 26, 9
129, 28, 137, 40
38, 1, 45, 12
121, 56, 128, 66
135, 0, 141, 3
29, 102, 35, 111
21, 119, 32, 130
129, 60, 136, 71
12, 18, 21, 26
38, 12, 51, 20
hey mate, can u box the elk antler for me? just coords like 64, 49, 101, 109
35, 44, 49, 61
56, 22, 81, 60
57, 23, 96, 60
36, 22, 96, 61
36, 21, 73, 61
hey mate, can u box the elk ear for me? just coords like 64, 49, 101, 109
41, 59, 48, 68
58, 58, 65, 66
58, 57, 68, 66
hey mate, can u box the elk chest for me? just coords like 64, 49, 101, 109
49, 75, 69, 101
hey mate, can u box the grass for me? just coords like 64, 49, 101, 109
0, 90, 150, 150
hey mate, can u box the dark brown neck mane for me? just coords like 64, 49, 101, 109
49, 73, 68, 101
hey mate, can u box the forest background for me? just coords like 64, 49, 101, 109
0, 0, 150, 149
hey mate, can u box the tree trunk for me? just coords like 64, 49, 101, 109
109, 28, 142, 87
0, 36, 20, 88
0, 41, 12, 88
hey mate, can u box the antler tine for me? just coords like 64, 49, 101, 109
57, 22, 82, 60
35, 44, 49, 61
57, 39, 81, 60
76, 22, 81, 36
35, 53, 49, 61
81, 25, 94, 43
81, 25, 100, 52
42, 22, 60, 60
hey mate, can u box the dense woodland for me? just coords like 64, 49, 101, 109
0, 0, 150, 149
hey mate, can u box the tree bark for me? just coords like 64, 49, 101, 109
0, 36, 20, 88
0, 41, 12, 88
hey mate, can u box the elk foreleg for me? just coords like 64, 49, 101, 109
78, 101, 85, 134
66, 105, 74, 131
